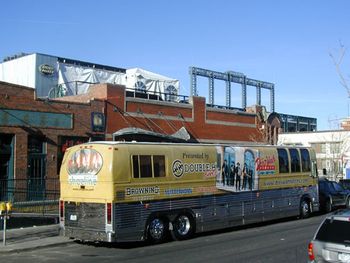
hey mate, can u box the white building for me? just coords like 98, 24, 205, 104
0, 53, 180, 100
278, 130, 350, 180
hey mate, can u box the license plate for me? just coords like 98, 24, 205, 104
70, 214, 77, 221
338, 252, 350, 262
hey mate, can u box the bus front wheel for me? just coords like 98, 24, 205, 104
171, 214, 195, 241
147, 217, 168, 243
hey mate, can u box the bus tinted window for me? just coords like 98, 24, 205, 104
300, 149, 311, 172
289, 148, 301, 173
277, 149, 289, 173
132, 155, 139, 178
132, 155, 166, 178
140, 155, 152, 178
153, 155, 165, 177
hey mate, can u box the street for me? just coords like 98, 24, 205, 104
1, 213, 327, 263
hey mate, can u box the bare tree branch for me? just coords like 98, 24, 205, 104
329, 42, 350, 97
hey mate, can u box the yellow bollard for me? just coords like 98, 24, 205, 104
1, 202, 12, 246
5, 203, 12, 214
0, 203, 6, 215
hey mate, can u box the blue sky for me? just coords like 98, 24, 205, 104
2, 0, 350, 130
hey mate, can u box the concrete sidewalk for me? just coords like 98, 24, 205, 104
0, 224, 73, 253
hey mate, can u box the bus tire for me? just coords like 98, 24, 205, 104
300, 199, 311, 219
147, 217, 168, 243
171, 214, 195, 241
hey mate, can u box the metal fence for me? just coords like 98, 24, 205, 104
0, 179, 59, 215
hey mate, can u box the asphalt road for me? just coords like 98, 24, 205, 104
2, 213, 327, 263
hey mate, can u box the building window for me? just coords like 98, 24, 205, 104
57, 136, 89, 175
132, 155, 166, 178
28, 136, 46, 154
329, 142, 341, 154
277, 148, 289, 173
289, 148, 301, 173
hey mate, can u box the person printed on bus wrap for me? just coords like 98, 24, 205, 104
230, 163, 236, 187
248, 168, 253, 190
242, 163, 248, 190
222, 160, 229, 186
235, 162, 241, 191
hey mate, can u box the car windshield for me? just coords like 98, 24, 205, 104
316, 219, 350, 245
332, 182, 344, 192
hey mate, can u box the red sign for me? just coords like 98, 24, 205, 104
256, 156, 276, 171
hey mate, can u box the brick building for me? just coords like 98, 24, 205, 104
0, 81, 105, 201
0, 78, 279, 202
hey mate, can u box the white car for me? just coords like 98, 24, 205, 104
308, 209, 350, 262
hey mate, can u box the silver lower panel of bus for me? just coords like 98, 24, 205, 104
62, 186, 319, 242
113, 186, 319, 242
63, 202, 108, 242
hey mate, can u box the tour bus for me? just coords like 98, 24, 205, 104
59, 142, 319, 243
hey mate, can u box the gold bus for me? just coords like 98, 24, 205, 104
59, 142, 319, 243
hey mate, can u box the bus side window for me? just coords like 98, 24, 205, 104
132, 155, 140, 178
277, 148, 289, 173
140, 155, 152, 178
300, 149, 311, 172
153, 155, 165, 177
289, 148, 301, 173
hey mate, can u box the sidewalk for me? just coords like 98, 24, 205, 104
0, 224, 73, 253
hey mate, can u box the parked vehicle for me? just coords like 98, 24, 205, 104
318, 178, 350, 213
308, 209, 350, 263
59, 142, 319, 243
339, 179, 350, 190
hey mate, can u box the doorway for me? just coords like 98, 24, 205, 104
27, 136, 47, 201
0, 134, 14, 201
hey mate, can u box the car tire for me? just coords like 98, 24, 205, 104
346, 197, 350, 209
171, 214, 195, 241
325, 199, 332, 213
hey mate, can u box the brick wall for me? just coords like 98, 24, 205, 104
0, 81, 105, 182
0, 81, 263, 184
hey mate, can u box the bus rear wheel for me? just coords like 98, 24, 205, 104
147, 217, 168, 243
171, 214, 195, 241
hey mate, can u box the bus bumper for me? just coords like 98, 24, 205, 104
64, 227, 115, 242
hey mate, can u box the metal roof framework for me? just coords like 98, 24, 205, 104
189, 66, 275, 112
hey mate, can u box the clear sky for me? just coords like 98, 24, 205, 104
2, 0, 350, 130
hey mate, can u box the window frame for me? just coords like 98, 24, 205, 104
289, 148, 301, 173
277, 148, 290, 174
132, 154, 166, 179
300, 148, 311, 172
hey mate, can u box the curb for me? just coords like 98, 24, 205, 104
0, 236, 73, 254
0, 224, 73, 254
